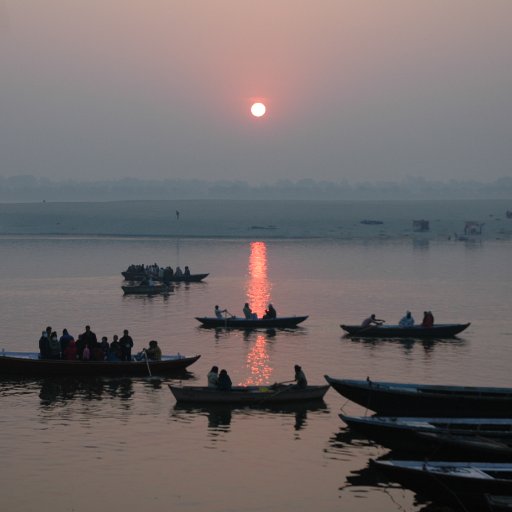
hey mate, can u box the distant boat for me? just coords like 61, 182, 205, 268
168, 384, 329, 404
0, 352, 201, 377
360, 219, 383, 225
340, 322, 470, 338
325, 375, 512, 417
122, 283, 172, 295
195, 315, 308, 329
122, 272, 208, 283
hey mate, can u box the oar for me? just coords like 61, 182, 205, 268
143, 349, 152, 377
354, 320, 386, 336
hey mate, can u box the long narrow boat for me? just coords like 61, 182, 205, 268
340, 322, 470, 338
340, 415, 512, 458
340, 415, 512, 440
122, 272, 208, 283
169, 384, 329, 404
373, 460, 512, 511
195, 315, 308, 329
0, 352, 200, 377
122, 284, 172, 295
325, 375, 512, 417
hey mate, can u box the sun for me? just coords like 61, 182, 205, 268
250, 102, 266, 118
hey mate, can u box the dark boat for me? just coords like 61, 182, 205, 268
486, 494, 512, 511
0, 352, 201, 377
373, 460, 512, 511
340, 415, 512, 458
195, 315, 308, 329
122, 272, 208, 283
340, 415, 512, 440
122, 283, 172, 295
340, 322, 470, 338
168, 384, 329, 404
325, 375, 512, 417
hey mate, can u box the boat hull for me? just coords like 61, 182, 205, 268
169, 384, 329, 404
341, 323, 470, 338
325, 375, 512, 417
122, 272, 208, 283
195, 316, 308, 329
0, 352, 201, 377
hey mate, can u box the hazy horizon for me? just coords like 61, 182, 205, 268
1, 1, 511, 186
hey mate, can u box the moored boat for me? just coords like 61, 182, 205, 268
373, 460, 512, 511
325, 375, 512, 417
195, 315, 308, 329
168, 383, 329, 404
0, 352, 201, 377
340, 322, 470, 338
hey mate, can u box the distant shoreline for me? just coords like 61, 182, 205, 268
0, 199, 511, 241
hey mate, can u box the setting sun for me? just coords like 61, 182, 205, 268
250, 102, 266, 118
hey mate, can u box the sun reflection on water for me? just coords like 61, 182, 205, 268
242, 242, 273, 385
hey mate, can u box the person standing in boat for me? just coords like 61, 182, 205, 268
79, 325, 98, 358
119, 329, 134, 361
108, 335, 121, 361
361, 314, 384, 327
38, 331, 49, 359
217, 369, 232, 390
207, 366, 219, 387
263, 304, 277, 319
399, 311, 415, 327
59, 328, 74, 356
184, 266, 191, 278
294, 365, 308, 389
175, 266, 183, 278
48, 331, 62, 359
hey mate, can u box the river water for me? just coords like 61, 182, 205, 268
0, 233, 511, 512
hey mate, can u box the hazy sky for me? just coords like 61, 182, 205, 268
1, 1, 511, 184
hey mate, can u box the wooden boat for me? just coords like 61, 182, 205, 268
0, 352, 201, 377
195, 315, 308, 329
121, 283, 172, 295
340, 415, 512, 458
340, 415, 512, 440
168, 384, 329, 404
340, 322, 470, 338
325, 375, 512, 417
373, 460, 512, 511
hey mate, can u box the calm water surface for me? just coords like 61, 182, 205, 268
0, 236, 511, 512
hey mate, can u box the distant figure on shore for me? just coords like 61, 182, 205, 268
421, 311, 434, 328
361, 314, 384, 327
294, 365, 308, 389
243, 303, 257, 320
399, 311, 415, 327
207, 366, 219, 387
176, 210, 180, 221
263, 304, 277, 319
217, 369, 232, 390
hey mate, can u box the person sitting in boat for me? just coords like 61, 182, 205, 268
175, 266, 183, 278
184, 266, 191, 277
215, 305, 228, 319
263, 303, 277, 319
207, 365, 219, 387
398, 311, 415, 327
144, 340, 162, 361
294, 364, 308, 389
217, 369, 232, 390
421, 311, 434, 328
361, 314, 384, 327
243, 303, 257, 320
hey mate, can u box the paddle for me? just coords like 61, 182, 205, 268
142, 350, 162, 384
354, 320, 385, 335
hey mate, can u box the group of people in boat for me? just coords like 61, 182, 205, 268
125, 263, 192, 283
361, 310, 435, 328
206, 364, 308, 390
214, 303, 277, 320
38, 325, 162, 362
